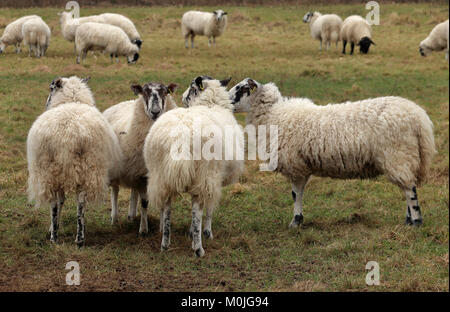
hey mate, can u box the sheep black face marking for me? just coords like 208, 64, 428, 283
182, 75, 213, 107
46, 77, 64, 109
359, 37, 374, 54
302, 12, 314, 23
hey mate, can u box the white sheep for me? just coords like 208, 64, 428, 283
181, 10, 227, 48
99, 13, 142, 49
229, 78, 435, 228
0, 15, 42, 54
58, 12, 142, 48
144, 76, 244, 257
75, 22, 139, 64
420, 19, 449, 60
27, 76, 123, 246
340, 15, 375, 54
103, 82, 178, 233
302, 12, 343, 50
21, 17, 51, 58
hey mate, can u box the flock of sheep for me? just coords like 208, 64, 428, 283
27, 73, 435, 257
303, 11, 449, 58
0, 9, 448, 60
0, 7, 444, 257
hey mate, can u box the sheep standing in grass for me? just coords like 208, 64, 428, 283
58, 12, 142, 49
229, 78, 435, 228
27, 76, 123, 246
182, 10, 227, 48
75, 22, 139, 64
0, 15, 42, 54
144, 76, 244, 257
99, 13, 142, 49
420, 19, 449, 60
22, 18, 51, 58
103, 82, 178, 232
341, 15, 375, 54
302, 12, 343, 50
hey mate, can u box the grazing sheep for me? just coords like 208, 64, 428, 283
341, 15, 375, 54
58, 12, 142, 49
99, 13, 142, 49
75, 22, 139, 64
229, 78, 435, 228
420, 19, 449, 60
103, 82, 178, 232
27, 76, 123, 246
0, 15, 42, 54
182, 10, 227, 48
302, 12, 343, 50
144, 76, 244, 257
22, 17, 51, 58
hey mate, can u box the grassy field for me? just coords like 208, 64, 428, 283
0, 3, 448, 292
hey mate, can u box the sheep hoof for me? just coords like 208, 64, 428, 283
195, 247, 205, 258
111, 217, 118, 225
139, 231, 148, 237
405, 216, 413, 225
76, 240, 85, 248
289, 214, 304, 228
161, 245, 169, 252
203, 229, 213, 239
413, 219, 423, 227
127, 215, 136, 222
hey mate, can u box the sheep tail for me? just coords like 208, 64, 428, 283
416, 112, 436, 186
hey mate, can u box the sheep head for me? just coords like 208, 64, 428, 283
131, 82, 178, 121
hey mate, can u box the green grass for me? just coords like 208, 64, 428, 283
0, 3, 448, 291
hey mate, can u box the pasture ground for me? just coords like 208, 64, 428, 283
0, 3, 448, 291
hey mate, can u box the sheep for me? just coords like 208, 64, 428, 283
302, 12, 343, 50
420, 19, 449, 60
0, 15, 42, 54
27, 76, 123, 246
99, 13, 142, 49
103, 82, 178, 233
75, 22, 139, 64
229, 78, 435, 228
340, 15, 375, 54
181, 10, 227, 48
58, 12, 142, 49
21, 17, 51, 58
143, 76, 244, 257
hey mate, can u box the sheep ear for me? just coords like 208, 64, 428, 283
131, 84, 143, 95
81, 76, 91, 84
223, 12, 228, 15
248, 78, 257, 91
195, 76, 204, 91
213, 11, 218, 15
370, 39, 376, 45
167, 83, 178, 95
220, 77, 232, 87
52, 77, 63, 89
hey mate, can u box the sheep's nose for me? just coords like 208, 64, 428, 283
151, 110, 160, 120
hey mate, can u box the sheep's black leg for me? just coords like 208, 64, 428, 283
342, 40, 347, 54
350, 43, 355, 55
75, 191, 86, 247
405, 186, 422, 226
289, 176, 309, 228
138, 189, 149, 235
161, 202, 171, 251
191, 197, 204, 257
49, 199, 59, 243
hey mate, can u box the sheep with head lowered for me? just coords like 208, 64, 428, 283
229, 78, 435, 228
75, 22, 139, 64
143, 76, 244, 257
302, 11, 343, 51
103, 82, 178, 233
0, 15, 42, 54
341, 15, 375, 54
27, 76, 123, 246
21, 17, 51, 58
420, 19, 449, 60
181, 10, 227, 48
